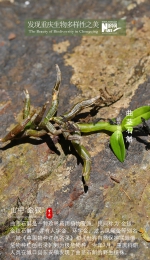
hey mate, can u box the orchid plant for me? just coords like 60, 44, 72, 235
1, 65, 150, 186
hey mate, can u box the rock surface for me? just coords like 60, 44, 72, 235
0, 0, 150, 259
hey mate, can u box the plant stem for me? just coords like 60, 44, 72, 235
77, 122, 122, 133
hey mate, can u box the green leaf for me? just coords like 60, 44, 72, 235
132, 106, 150, 118
121, 106, 150, 130
110, 130, 126, 162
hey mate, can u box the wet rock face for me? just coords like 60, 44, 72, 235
0, 0, 150, 259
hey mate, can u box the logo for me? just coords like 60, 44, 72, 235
101, 20, 124, 35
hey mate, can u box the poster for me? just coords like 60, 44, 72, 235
0, 0, 150, 259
